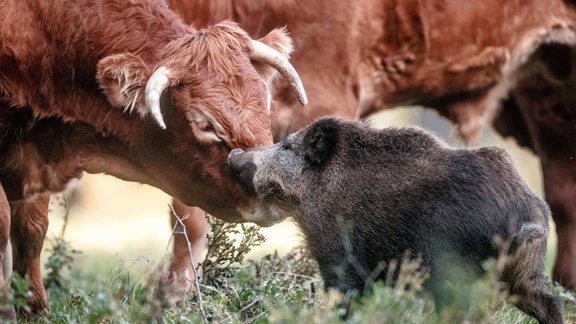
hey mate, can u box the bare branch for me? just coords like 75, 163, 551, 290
168, 203, 207, 324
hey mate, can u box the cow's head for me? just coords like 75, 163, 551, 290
95, 22, 307, 222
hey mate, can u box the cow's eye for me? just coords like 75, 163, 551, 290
198, 120, 214, 133
193, 119, 222, 143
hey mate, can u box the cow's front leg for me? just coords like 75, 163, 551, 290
166, 199, 209, 294
0, 183, 15, 320
10, 193, 51, 315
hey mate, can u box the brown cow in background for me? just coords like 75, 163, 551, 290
0, 0, 307, 317
167, 0, 576, 292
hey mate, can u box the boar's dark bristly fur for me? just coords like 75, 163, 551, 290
228, 117, 564, 324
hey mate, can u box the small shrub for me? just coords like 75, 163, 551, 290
10, 273, 31, 315
43, 238, 80, 293
201, 216, 267, 289
44, 194, 81, 293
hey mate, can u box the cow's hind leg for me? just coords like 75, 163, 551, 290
0, 183, 16, 320
161, 199, 208, 301
496, 46, 576, 291
545, 173, 576, 290
10, 193, 51, 316
503, 224, 563, 324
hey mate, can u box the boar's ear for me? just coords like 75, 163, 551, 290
302, 118, 340, 166
96, 53, 152, 119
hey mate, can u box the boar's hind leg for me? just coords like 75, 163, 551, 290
503, 224, 563, 324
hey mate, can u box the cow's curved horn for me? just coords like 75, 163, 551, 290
145, 66, 170, 129
250, 40, 308, 106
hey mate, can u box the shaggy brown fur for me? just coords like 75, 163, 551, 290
0, 0, 300, 317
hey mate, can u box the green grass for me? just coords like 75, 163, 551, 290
14, 255, 576, 323
8, 217, 576, 324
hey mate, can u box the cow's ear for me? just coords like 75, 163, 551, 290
252, 27, 294, 85
302, 118, 340, 166
96, 53, 150, 118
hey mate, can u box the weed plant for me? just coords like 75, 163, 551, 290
7, 210, 576, 323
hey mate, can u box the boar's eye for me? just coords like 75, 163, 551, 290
280, 138, 292, 150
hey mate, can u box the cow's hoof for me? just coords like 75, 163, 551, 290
0, 304, 16, 322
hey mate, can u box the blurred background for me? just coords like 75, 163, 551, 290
44, 107, 551, 274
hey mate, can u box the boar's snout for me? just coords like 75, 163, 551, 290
227, 148, 257, 195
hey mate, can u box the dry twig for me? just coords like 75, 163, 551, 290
168, 204, 207, 323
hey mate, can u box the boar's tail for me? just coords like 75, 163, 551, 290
502, 222, 554, 310
508, 223, 547, 255
516, 223, 547, 241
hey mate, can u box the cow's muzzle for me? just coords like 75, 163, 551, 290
228, 148, 245, 162
228, 148, 257, 195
